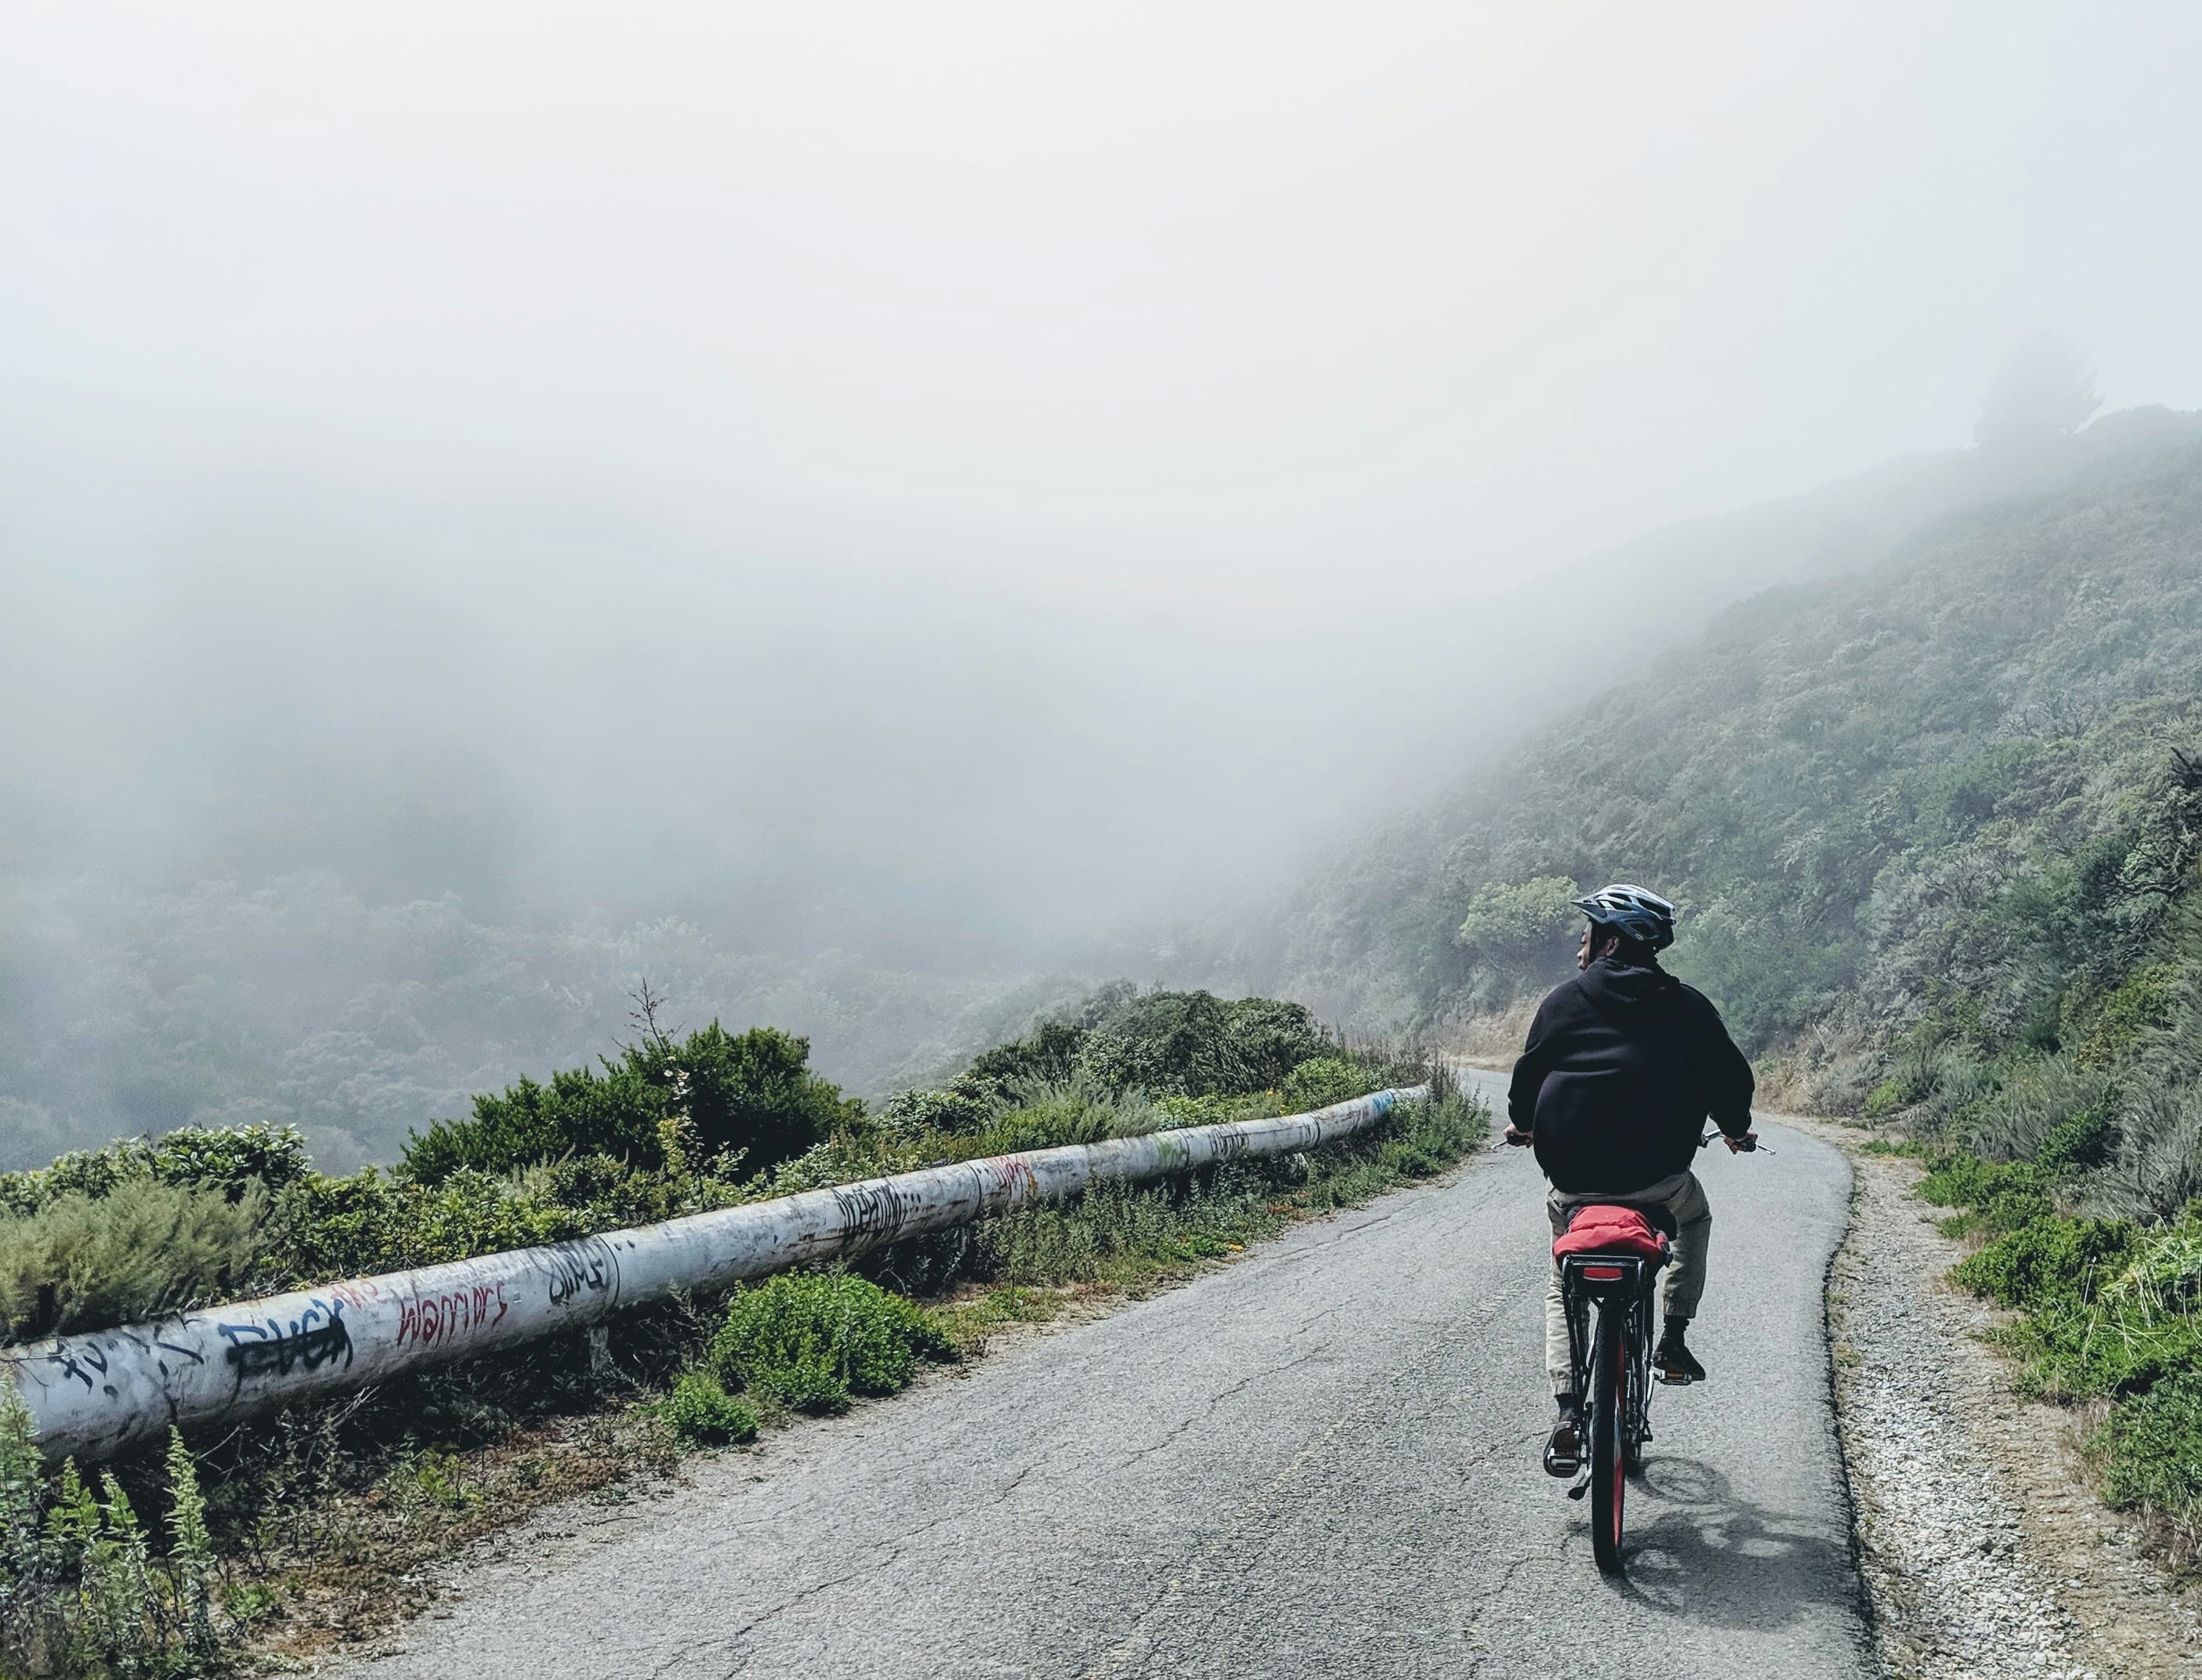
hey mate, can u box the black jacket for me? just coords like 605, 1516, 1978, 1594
1507, 957, 1755, 1193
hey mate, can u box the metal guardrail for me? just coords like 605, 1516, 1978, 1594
6, 1086, 1425, 1464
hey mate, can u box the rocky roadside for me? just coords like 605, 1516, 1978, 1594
1799, 1118, 2202, 1679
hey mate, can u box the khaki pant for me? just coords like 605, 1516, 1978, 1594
1545, 1170, 1711, 1396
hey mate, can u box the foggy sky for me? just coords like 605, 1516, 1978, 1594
7, 2, 2202, 969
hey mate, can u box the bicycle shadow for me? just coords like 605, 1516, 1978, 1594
1598, 1456, 1865, 1632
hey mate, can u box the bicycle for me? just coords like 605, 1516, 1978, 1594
1551, 1129, 1762, 1573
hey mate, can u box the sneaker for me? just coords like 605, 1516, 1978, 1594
1543, 1413, 1584, 1476
1654, 1327, 1707, 1385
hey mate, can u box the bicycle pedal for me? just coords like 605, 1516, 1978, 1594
1654, 1370, 1697, 1386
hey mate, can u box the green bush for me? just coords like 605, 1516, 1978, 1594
0, 1121, 311, 1218
1915, 1152, 2049, 1211
962, 989, 1335, 1105
979, 1078, 1162, 1154
1154, 1092, 1281, 1128
402, 1022, 857, 1184
1863, 1079, 1908, 1120
878, 1088, 992, 1139
705, 1273, 956, 1415
665, 1372, 759, 1445
1279, 1057, 1374, 1114
1952, 1215, 2137, 1312
402, 1065, 666, 1185
2096, 1370, 2202, 1532
2037, 1105, 2117, 1171
2076, 964, 2178, 1070
0, 1179, 267, 1342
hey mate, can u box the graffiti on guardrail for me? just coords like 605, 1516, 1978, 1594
219, 1298, 354, 1391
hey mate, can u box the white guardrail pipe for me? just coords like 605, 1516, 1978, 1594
7, 1086, 1425, 1464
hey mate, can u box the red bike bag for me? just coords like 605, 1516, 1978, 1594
1552, 1204, 1669, 1264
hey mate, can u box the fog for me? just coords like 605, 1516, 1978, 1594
5, 2, 2202, 1157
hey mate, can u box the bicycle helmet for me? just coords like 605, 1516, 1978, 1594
1574, 883, 1676, 952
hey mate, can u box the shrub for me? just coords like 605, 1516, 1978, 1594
878, 1088, 992, 1140
0, 1122, 310, 1218
2076, 963, 2178, 1070
1154, 1092, 1281, 1129
166, 1427, 215, 1658
665, 1372, 759, 1446
1952, 1215, 2137, 1312
2037, 1105, 2117, 1170
402, 1066, 663, 1184
705, 1273, 955, 1414
1280, 1057, 1374, 1114
403, 1022, 857, 1184
980, 1077, 1161, 1154
654, 1023, 861, 1177
1915, 1152, 2048, 1210
145, 1123, 313, 1203
0, 1179, 267, 1343
2096, 1370, 2202, 1545
960, 1020, 1090, 1099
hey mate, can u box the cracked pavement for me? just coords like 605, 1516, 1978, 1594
344, 1076, 1868, 1678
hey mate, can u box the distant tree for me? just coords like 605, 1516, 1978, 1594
1975, 336, 2101, 451
1456, 875, 1581, 976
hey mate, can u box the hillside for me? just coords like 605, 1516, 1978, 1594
1262, 415, 2202, 1083
1255, 415, 2202, 1226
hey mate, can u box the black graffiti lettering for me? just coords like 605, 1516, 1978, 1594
219, 1301, 353, 1392
43, 1340, 106, 1393
830, 1179, 914, 1248
538, 1236, 620, 1308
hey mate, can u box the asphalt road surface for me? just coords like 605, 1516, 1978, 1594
354, 1074, 1867, 1678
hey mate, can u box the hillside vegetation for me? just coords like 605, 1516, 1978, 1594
1268, 418, 2202, 1555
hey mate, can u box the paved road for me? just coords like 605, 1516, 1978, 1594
354, 1077, 1867, 1678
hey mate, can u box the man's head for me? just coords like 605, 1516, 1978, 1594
1572, 883, 1675, 970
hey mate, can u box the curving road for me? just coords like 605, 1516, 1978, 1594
352, 1074, 1867, 1678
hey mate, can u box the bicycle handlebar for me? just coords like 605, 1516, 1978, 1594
1700, 1131, 1773, 1155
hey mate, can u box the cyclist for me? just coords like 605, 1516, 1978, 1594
1500, 884, 1757, 1474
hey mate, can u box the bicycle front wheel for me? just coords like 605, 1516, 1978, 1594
1588, 1301, 1628, 1574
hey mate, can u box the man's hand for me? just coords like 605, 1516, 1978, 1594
1722, 1130, 1760, 1153
1502, 1125, 1535, 1148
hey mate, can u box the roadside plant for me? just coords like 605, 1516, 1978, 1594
165, 1428, 216, 1659
665, 1372, 759, 1446
706, 1273, 956, 1414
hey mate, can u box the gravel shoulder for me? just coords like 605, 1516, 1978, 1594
1799, 1117, 2202, 1679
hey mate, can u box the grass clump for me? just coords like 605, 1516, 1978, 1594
705, 1272, 957, 1415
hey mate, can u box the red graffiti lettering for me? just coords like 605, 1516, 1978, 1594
396, 1280, 509, 1349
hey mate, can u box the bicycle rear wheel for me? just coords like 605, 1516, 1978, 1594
1588, 1301, 1627, 1574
